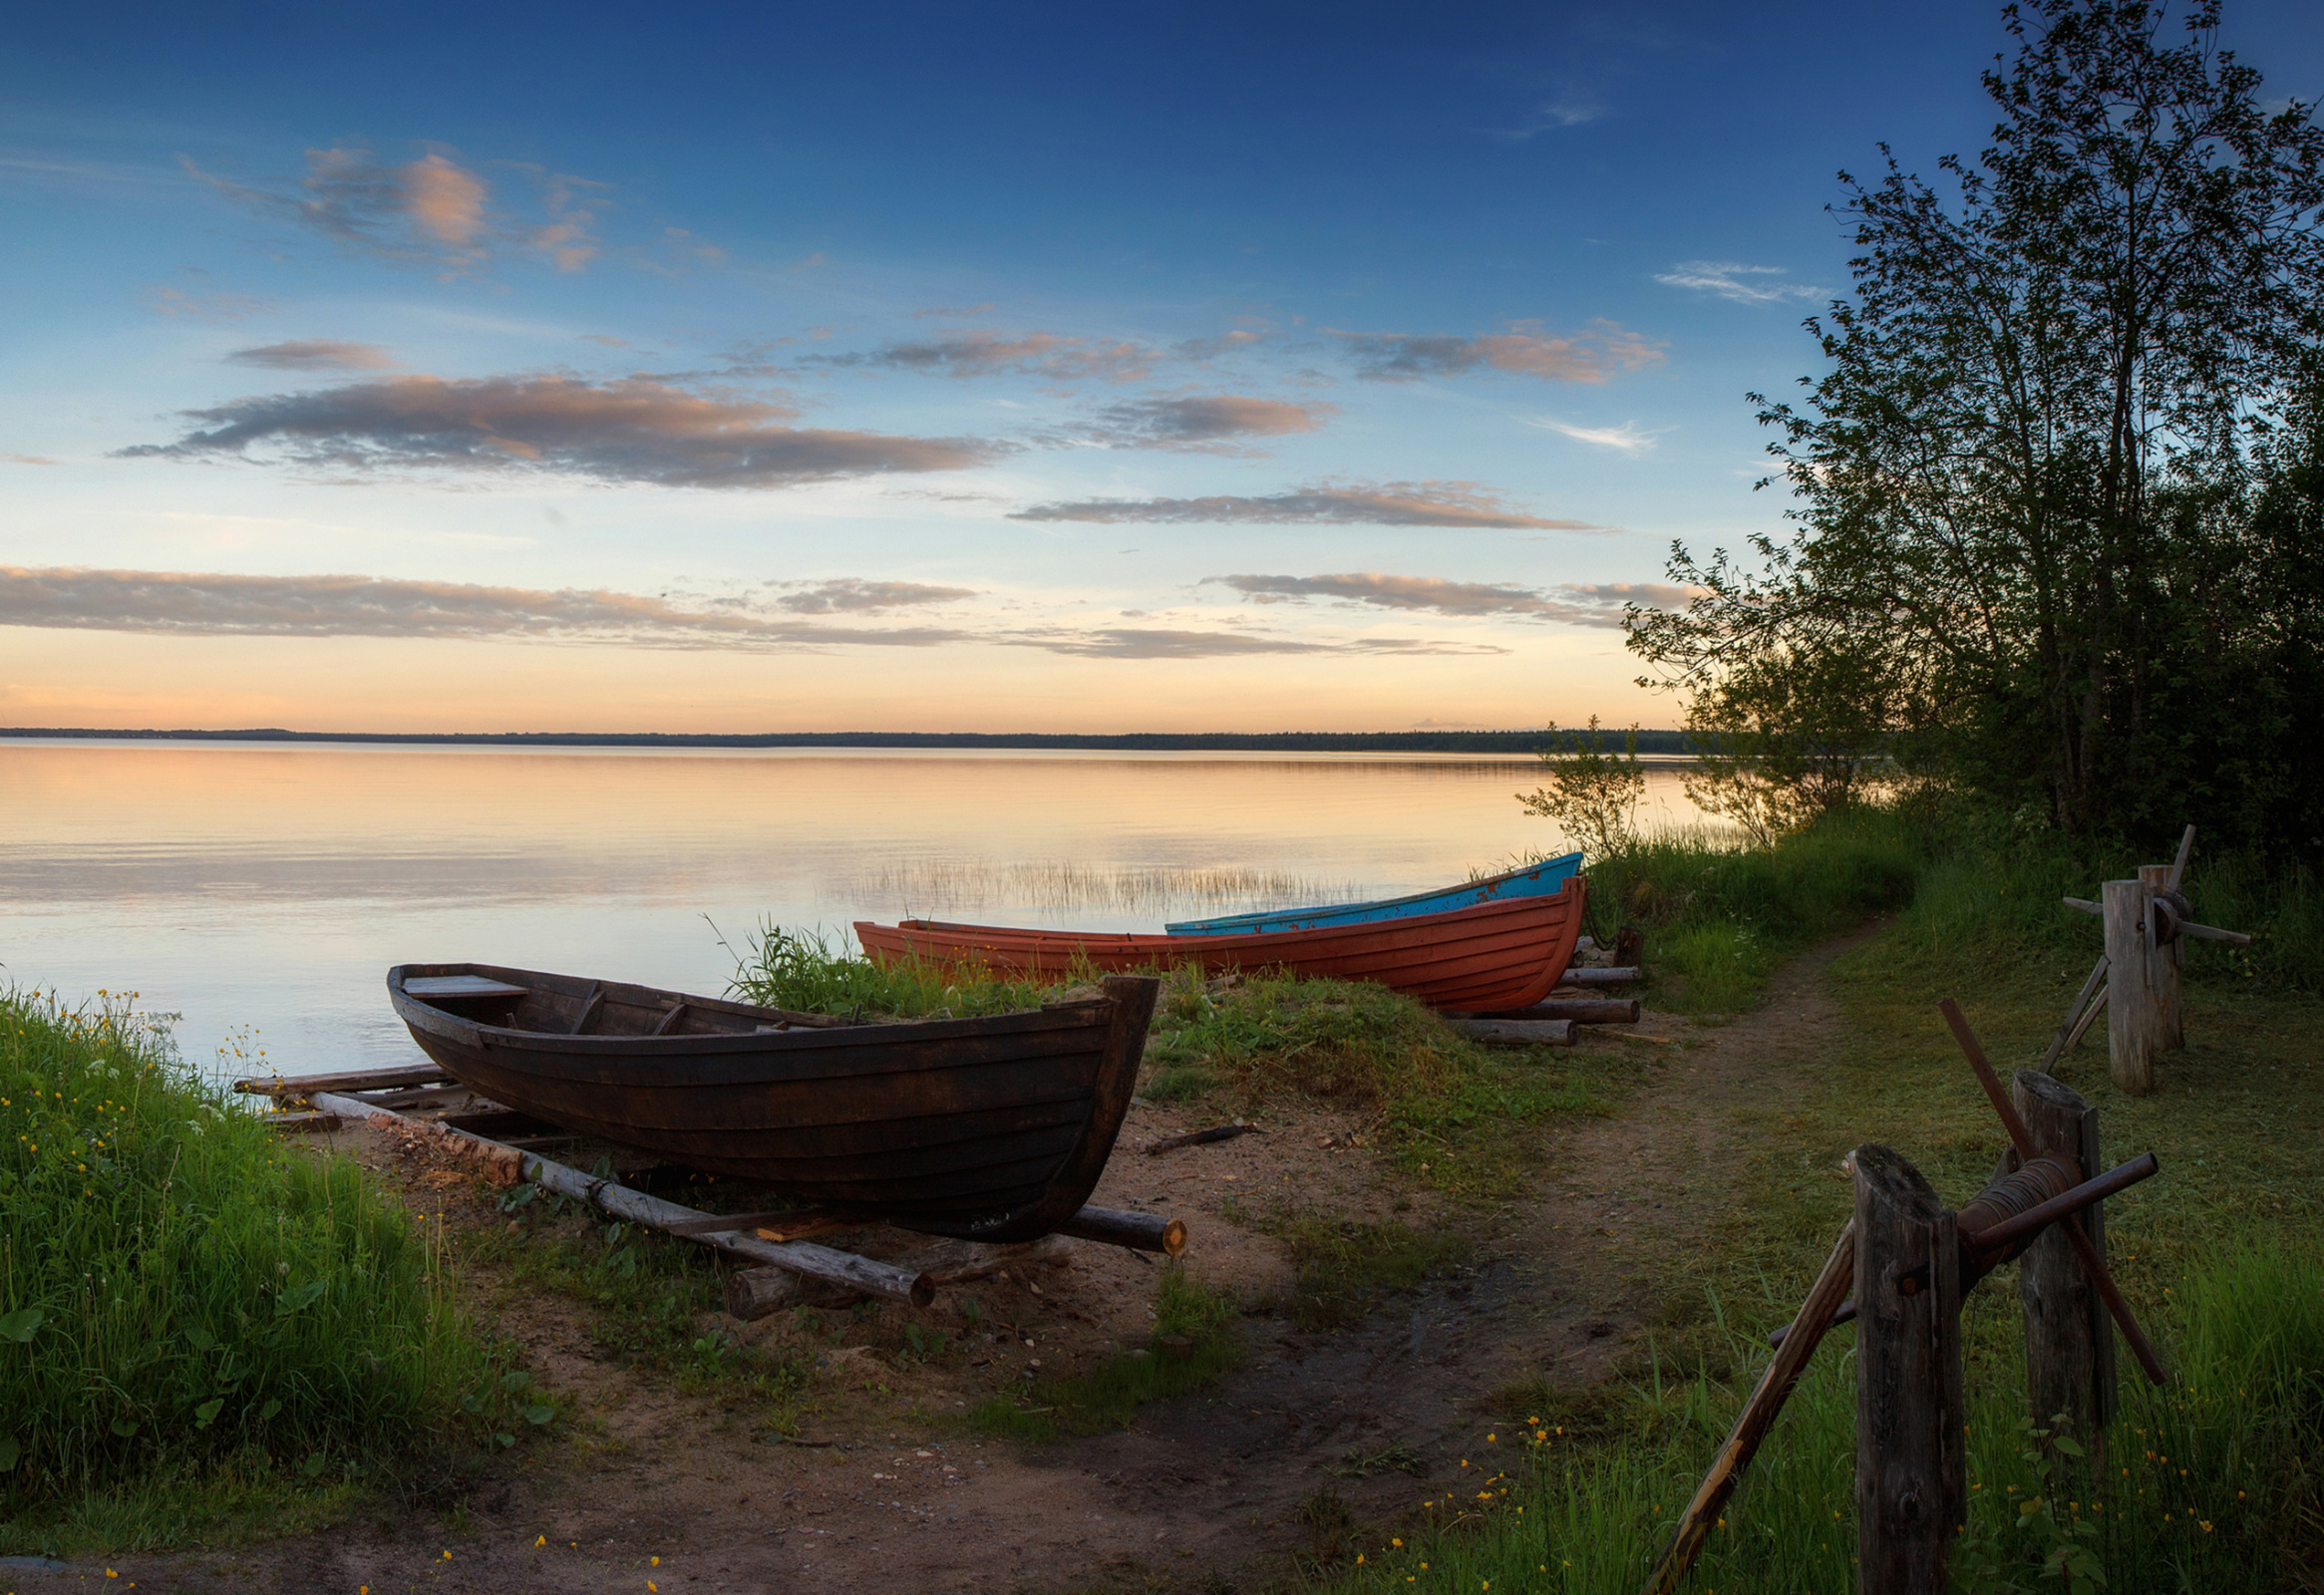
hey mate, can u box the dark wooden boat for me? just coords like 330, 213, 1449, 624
854, 873, 1587, 1013
386, 963, 1159, 1243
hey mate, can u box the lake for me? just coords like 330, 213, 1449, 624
0, 740, 1717, 1078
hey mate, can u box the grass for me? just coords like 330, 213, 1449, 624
968, 1263, 1244, 1441
727, 926, 1617, 1205
462, 1185, 812, 1415
1310, 1236, 2324, 1594
1266, 1214, 1470, 1333
0, 988, 537, 1555
1295, 795, 2324, 1594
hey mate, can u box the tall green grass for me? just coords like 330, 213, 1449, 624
1576, 807, 1924, 1012
1318, 1236, 2324, 1593
0, 989, 522, 1518
723, 922, 1053, 1017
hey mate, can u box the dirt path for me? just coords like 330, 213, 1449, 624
16, 934, 1873, 1595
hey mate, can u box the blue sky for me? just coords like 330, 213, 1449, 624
3, 0, 2317, 732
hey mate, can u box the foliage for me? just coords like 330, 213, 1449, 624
1516, 718, 1647, 860
1627, 0, 2324, 850
1679, 639, 1904, 847
723, 922, 1051, 1018
0, 989, 523, 1514
1572, 806, 1925, 1011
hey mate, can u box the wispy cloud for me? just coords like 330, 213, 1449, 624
225, 340, 399, 372
3, 453, 57, 466
1521, 417, 1662, 455
183, 146, 607, 275
817, 329, 1160, 382
148, 284, 272, 322
1072, 395, 1334, 452
118, 374, 1000, 488
1654, 260, 1824, 305
0, 565, 1494, 659
1331, 319, 1661, 383
0, 565, 968, 649
910, 302, 997, 318
770, 578, 977, 613
1208, 572, 1701, 626
1495, 94, 1605, 139
1011, 480, 1600, 531
1025, 627, 1500, 659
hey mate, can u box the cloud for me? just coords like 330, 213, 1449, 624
225, 340, 399, 371
820, 330, 1160, 382
183, 146, 605, 275
119, 374, 1000, 488
1496, 94, 1605, 139
1331, 319, 1662, 382
910, 302, 997, 318
0, 565, 972, 650
1010, 480, 1600, 530
1521, 417, 1662, 454
1207, 572, 1702, 627
3, 453, 57, 466
771, 578, 978, 613
148, 284, 272, 322
1075, 395, 1334, 452
1654, 261, 1824, 305
0, 565, 1496, 660
1175, 328, 1270, 361
1019, 627, 1501, 659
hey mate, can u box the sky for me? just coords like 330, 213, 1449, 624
4, 0, 2319, 734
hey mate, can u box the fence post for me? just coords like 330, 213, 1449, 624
2102, 879, 2162, 1095
2012, 1070, 2117, 1476
1854, 1143, 1965, 1595
2139, 863, 2184, 1052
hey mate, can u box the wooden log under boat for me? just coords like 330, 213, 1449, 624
387, 964, 1160, 1244
853, 875, 1588, 1015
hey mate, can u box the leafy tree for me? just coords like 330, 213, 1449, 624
1628, 0, 2324, 841
1681, 639, 1906, 847
1517, 718, 1646, 860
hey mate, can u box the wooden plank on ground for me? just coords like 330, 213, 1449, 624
234, 1063, 449, 1097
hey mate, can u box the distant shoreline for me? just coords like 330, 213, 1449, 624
0, 726, 1695, 755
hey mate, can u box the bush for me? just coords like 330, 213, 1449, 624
0, 990, 515, 1504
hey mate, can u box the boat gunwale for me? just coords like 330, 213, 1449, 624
1162, 850, 1583, 935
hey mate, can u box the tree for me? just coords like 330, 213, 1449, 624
1627, 0, 2324, 840
1680, 639, 1905, 847
1517, 718, 1646, 860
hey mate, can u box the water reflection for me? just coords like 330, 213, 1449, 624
0, 741, 1716, 1077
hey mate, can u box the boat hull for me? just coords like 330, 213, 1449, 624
1163, 852, 1583, 936
387, 964, 1159, 1242
855, 874, 1587, 1013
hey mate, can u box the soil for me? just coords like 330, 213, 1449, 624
13, 936, 1871, 1595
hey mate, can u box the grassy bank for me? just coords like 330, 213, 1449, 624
1315, 1236, 2323, 1594
1288, 796, 2324, 1593
0, 989, 533, 1554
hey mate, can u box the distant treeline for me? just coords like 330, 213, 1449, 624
0, 726, 1696, 756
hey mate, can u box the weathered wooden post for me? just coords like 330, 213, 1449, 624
2139, 862, 2184, 1052
1854, 1143, 1965, 1595
2101, 879, 2164, 1095
2011, 1071, 2116, 1476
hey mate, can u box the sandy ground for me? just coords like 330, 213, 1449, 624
10, 939, 1870, 1595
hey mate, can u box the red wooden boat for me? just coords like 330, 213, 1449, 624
854, 874, 1586, 1013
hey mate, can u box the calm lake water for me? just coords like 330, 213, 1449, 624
0, 741, 1715, 1079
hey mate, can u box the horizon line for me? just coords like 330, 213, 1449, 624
0, 725, 1693, 752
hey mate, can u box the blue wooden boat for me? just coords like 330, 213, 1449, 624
1162, 852, 1583, 937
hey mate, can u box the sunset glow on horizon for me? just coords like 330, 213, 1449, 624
8, 1, 2316, 733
